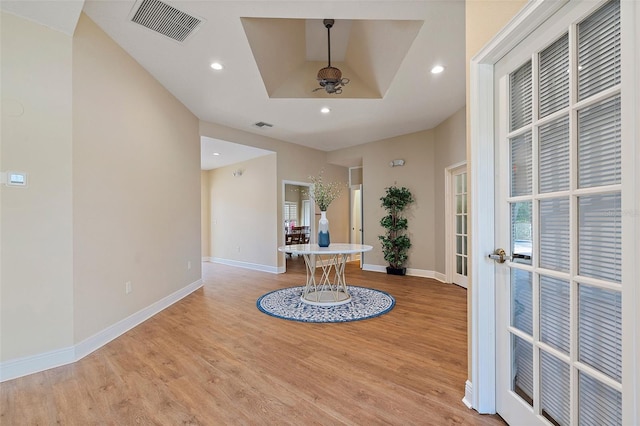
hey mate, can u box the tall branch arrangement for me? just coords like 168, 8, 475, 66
308, 172, 344, 211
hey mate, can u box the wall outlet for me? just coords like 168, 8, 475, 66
125, 281, 132, 294
187, 261, 192, 270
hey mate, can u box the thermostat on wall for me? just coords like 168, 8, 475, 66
2, 171, 28, 187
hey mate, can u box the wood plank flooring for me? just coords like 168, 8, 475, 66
1, 258, 506, 425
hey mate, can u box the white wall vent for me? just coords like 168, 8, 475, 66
130, 0, 203, 42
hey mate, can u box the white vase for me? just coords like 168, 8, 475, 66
318, 210, 330, 247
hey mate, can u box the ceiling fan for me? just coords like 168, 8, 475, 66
313, 19, 350, 95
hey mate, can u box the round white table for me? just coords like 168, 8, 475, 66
278, 243, 373, 306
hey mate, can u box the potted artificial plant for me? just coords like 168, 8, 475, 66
379, 186, 415, 275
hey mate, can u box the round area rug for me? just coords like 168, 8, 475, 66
256, 285, 395, 323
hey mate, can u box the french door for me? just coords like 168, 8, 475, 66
494, 1, 624, 424
449, 164, 468, 288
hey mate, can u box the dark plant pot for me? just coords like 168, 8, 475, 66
386, 267, 406, 276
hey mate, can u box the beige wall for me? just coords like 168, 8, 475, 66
284, 184, 302, 203
200, 121, 349, 270
465, 0, 528, 112
207, 154, 278, 267
433, 107, 467, 274
1, 0, 527, 381
1, 12, 74, 361
326, 112, 466, 275
2, 11, 201, 363
201, 172, 211, 258
329, 130, 436, 271
284, 184, 305, 226
201, 115, 465, 275
72, 14, 201, 342
465, 0, 527, 379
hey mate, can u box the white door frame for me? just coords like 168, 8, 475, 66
469, 0, 639, 422
445, 161, 467, 287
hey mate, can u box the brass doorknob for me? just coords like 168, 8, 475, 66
488, 248, 508, 263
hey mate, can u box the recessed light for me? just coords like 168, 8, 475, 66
321, 107, 331, 114
210, 62, 224, 70
431, 65, 445, 74
213, 152, 220, 156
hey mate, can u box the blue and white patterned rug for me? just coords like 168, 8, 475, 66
256, 286, 395, 323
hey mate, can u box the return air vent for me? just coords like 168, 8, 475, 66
130, 0, 203, 42
254, 122, 274, 128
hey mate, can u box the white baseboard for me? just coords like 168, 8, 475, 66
212, 257, 279, 274
362, 264, 447, 282
0, 345, 75, 383
362, 263, 387, 273
433, 271, 448, 283
75, 279, 203, 360
462, 380, 473, 409
202, 256, 213, 262
405, 267, 439, 279
0, 279, 203, 383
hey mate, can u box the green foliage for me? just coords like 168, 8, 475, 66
378, 186, 415, 269
307, 170, 345, 211
380, 215, 408, 232
378, 235, 411, 268
380, 186, 414, 213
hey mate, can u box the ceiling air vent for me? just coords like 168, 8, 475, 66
130, 0, 203, 42
254, 122, 274, 128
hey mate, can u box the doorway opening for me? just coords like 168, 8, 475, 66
349, 166, 364, 267
282, 181, 313, 272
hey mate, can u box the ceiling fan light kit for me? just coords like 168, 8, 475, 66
315, 19, 349, 95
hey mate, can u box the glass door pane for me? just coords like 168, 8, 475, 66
454, 171, 468, 280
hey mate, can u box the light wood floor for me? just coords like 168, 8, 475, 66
1, 258, 505, 425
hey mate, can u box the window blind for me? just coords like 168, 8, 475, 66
540, 198, 570, 272
578, 193, 622, 283
539, 115, 570, 193
509, 61, 532, 131
577, 0, 621, 101
579, 371, 622, 425
539, 276, 571, 426
578, 284, 622, 382
511, 132, 532, 196
540, 350, 570, 426
511, 269, 532, 336
510, 270, 533, 407
513, 335, 534, 404
539, 33, 569, 118
540, 276, 570, 354
576, 2, 622, 422
578, 96, 621, 188
284, 202, 297, 222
